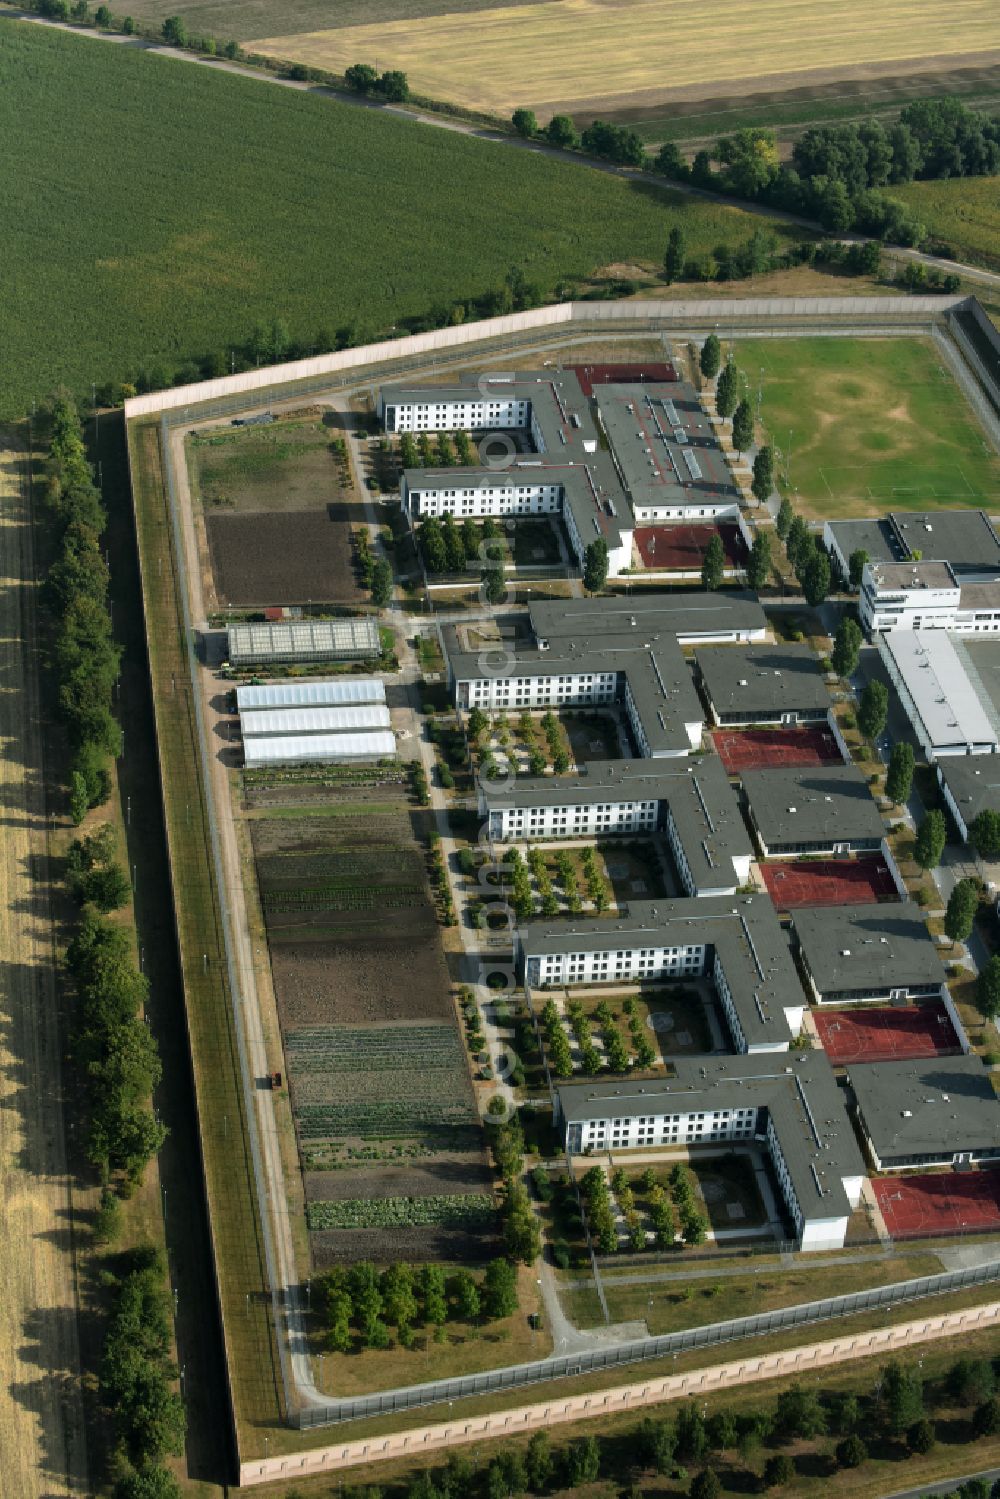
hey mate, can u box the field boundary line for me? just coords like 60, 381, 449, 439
239, 1300, 1000, 1484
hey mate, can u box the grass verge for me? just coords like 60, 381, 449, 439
127, 414, 283, 1460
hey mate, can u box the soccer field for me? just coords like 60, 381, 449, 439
736, 337, 1000, 519
254, 0, 996, 117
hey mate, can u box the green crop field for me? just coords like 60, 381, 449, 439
891, 176, 1000, 273
737, 336, 1000, 518
0, 18, 801, 420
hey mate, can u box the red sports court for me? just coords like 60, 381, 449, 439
569, 363, 677, 398
713, 725, 842, 774
815, 1002, 962, 1065
636, 522, 748, 572
761, 856, 898, 909
873, 1169, 1000, 1241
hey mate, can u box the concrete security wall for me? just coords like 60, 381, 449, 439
238, 1301, 1000, 1486
122, 296, 967, 420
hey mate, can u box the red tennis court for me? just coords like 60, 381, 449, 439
636, 523, 748, 572
815, 1002, 962, 1064
569, 363, 677, 398
761, 856, 898, 909
713, 725, 842, 774
873, 1169, 1000, 1241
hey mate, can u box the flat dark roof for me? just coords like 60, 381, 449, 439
792, 902, 947, 993
938, 754, 1000, 827
696, 643, 831, 717
826, 518, 904, 566
849, 1056, 1000, 1158
558, 1050, 865, 1219
520, 891, 804, 1048
742, 765, 884, 846
889, 510, 1000, 574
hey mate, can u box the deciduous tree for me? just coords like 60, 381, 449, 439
885, 741, 914, 805
858, 679, 888, 742
583, 537, 609, 593
701, 534, 725, 591
731, 397, 753, 453
915, 808, 946, 870
664, 226, 687, 284
700, 333, 721, 380
751, 445, 774, 503
747, 531, 772, 592
715, 360, 739, 420
512, 108, 537, 137
945, 877, 979, 943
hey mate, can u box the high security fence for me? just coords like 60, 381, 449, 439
296, 1258, 1000, 1428
124, 294, 967, 422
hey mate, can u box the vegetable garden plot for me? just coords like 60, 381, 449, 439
305, 1194, 494, 1231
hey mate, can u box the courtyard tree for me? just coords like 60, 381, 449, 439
971, 808, 1000, 860
664, 225, 687, 284
511, 107, 537, 137
751, 445, 774, 503
976, 954, 1000, 1020
885, 741, 915, 805
832, 615, 862, 678
858, 679, 888, 743
583, 536, 609, 593
715, 360, 739, 421
701, 534, 725, 591
700, 333, 721, 380
775, 495, 793, 541
945, 877, 979, 943
747, 531, 772, 592
915, 808, 946, 869
849, 547, 870, 588
802, 548, 831, 607
731, 397, 754, 454
370, 557, 392, 608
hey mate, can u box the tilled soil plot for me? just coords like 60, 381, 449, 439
206, 505, 366, 605
270, 935, 453, 1026
303, 1158, 492, 1204
310, 1220, 500, 1268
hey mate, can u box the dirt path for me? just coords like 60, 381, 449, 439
0, 428, 88, 1493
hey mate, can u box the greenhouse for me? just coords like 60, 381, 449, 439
243, 730, 397, 768
235, 677, 385, 711
240, 705, 391, 738
227, 618, 380, 667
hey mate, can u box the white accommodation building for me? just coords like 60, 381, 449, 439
557, 1052, 866, 1251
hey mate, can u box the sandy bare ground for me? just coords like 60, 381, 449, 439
0, 430, 88, 1495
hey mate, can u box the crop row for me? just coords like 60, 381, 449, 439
263, 885, 423, 913
293, 1069, 465, 1104
287, 1024, 463, 1066
305, 1193, 495, 1231
296, 1098, 475, 1141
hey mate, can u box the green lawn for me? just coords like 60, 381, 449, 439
737, 335, 1000, 517
891, 175, 1000, 273
0, 18, 801, 419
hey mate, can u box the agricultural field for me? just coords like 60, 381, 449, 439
621, 67, 1000, 146
249, 783, 492, 1263
252, 0, 995, 120
738, 336, 1000, 518
0, 19, 802, 420
891, 176, 1000, 273
189, 414, 368, 605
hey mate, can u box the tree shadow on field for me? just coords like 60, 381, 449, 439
10, 1303, 90, 1494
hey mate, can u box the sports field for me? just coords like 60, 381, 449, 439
761, 856, 898, 909
873, 1168, 1000, 1241
712, 726, 841, 775
635, 522, 747, 572
815, 1002, 962, 1065
253, 0, 994, 118
739, 337, 1000, 518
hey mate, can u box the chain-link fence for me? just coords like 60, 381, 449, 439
297, 1257, 1000, 1428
